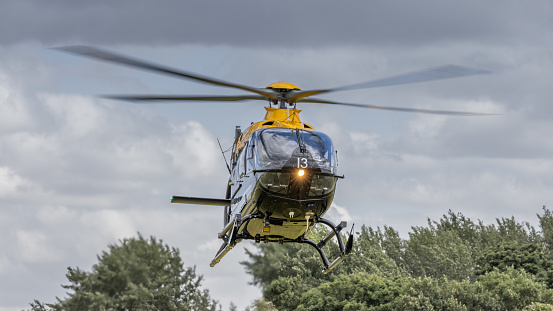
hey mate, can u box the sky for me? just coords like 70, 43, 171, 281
1, 1, 553, 310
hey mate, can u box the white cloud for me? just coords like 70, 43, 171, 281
17, 230, 61, 263
198, 238, 222, 252
42, 94, 108, 138
0, 167, 29, 197
36, 205, 78, 225
166, 121, 221, 178
408, 115, 446, 138
349, 131, 380, 154
81, 209, 137, 240
0, 72, 34, 132
326, 202, 353, 223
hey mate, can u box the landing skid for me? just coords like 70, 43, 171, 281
210, 214, 353, 274
300, 217, 354, 274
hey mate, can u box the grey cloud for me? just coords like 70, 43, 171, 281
0, 1, 551, 47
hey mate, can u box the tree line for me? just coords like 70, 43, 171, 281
30, 208, 553, 310
241, 207, 553, 310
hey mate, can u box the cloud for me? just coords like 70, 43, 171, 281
81, 209, 137, 240
0, 1, 552, 48
16, 230, 61, 263
326, 202, 353, 223
0, 167, 30, 197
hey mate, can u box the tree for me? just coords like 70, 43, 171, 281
241, 209, 553, 310
431, 210, 541, 261
396, 276, 502, 311
523, 302, 553, 311
30, 234, 218, 311
478, 267, 553, 311
403, 227, 474, 281
346, 225, 406, 278
263, 276, 309, 311
296, 273, 408, 311
538, 207, 553, 256
476, 242, 553, 287
244, 299, 278, 311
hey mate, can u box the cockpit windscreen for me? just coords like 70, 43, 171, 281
255, 128, 335, 173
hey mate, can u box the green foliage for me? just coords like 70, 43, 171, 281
431, 210, 541, 259
30, 234, 218, 311
404, 227, 474, 281
478, 267, 553, 311
432, 211, 481, 250
242, 243, 290, 288
523, 302, 553, 311
538, 207, 553, 256
345, 225, 406, 278
495, 216, 541, 245
296, 273, 407, 311
244, 299, 278, 311
476, 242, 553, 287
296, 269, 553, 311
263, 276, 308, 311
242, 207, 553, 311
397, 276, 502, 310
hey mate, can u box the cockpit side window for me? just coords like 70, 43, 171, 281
242, 141, 248, 173
235, 146, 243, 176
247, 139, 255, 159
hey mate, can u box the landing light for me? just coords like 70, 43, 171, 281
298, 169, 305, 177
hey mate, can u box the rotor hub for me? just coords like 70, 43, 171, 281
265, 82, 302, 108
265, 82, 301, 91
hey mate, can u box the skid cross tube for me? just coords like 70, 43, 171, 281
317, 219, 348, 253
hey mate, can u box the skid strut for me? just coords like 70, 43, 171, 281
301, 217, 354, 274
210, 214, 261, 267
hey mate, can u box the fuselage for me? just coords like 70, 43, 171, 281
228, 107, 340, 242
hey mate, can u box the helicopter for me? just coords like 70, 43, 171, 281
57, 46, 491, 274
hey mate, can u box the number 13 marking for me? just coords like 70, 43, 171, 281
297, 158, 308, 168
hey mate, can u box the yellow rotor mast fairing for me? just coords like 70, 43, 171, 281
232, 82, 314, 155
265, 82, 301, 91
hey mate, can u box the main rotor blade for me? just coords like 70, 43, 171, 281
101, 94, 268, 102
288, 65, 490, 102
55, 45, 279, 100
299, 98, 497, 116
